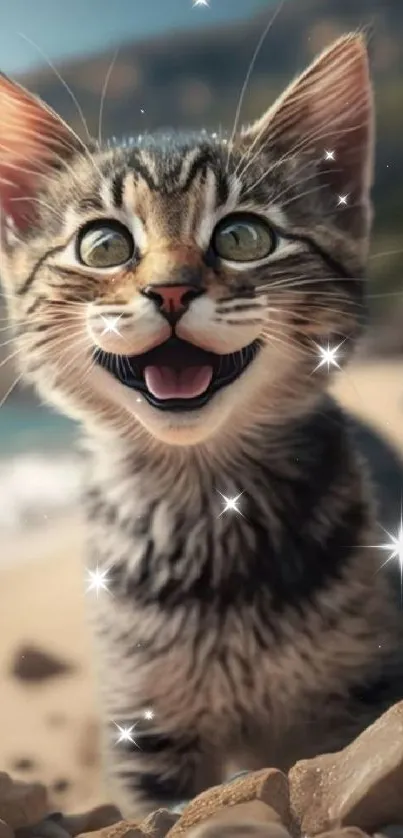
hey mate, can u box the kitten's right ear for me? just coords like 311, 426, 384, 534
0, 73, 82, 233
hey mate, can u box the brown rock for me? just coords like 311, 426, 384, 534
0, 773, 49, 829
141, 810, 179, 838
166, 769, 292, 838
187, 801, 292, 838
289, 700, 403, 835
188, 824, 289, 838
18, 815, 71, 838
10, 645, 75, 682
76, 821, 148, 838
0, 778, 12, 796
317, 830, 370, 838
10, 759, 36, 775
61, 805, 122, 836
203, 801, 287, 826
0, 819, 14, 838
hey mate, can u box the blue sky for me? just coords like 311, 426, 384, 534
0, 0, 270, 75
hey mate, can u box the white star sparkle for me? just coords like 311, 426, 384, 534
143, 708, 155, 721
324, 150, 335, 161
372, 510, 403, 599
86, 566, 110, 596
192, 0, 210, 6
217, 491, 244, 517
114, 723, 141, 747
100, 315, 122, 336
337, 194, 348, 206
313, 341, 344, 373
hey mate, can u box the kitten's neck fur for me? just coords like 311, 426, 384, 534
84, 394, 363, 522
85, 384, 322, 483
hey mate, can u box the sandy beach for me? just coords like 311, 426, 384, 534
0, 360, 402, 815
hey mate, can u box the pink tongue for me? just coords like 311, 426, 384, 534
144, 365, 213, 400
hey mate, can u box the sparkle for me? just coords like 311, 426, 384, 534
324, 149, 335, 161
143, 708, 154, 721
217, 491, 244, 517
192, 0, 210, 6
86, 566, 110, 596
313, 341, 344, 372
337, 194, 348, 206
140, 109, 145, 114
100, 315, 122, 336
114, 723, 141, 748
372, 508, 403, 601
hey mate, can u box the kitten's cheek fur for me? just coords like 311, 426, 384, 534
176, 305, 265, 355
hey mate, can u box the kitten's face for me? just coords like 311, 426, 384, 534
0, 35, 373, 448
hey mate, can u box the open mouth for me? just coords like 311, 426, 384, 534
94, 337, 261, 411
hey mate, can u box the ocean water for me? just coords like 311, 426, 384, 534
0, 402, 77, 455
0, 403, 82, 532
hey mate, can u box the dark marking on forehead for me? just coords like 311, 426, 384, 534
125, 154, 159, 192
115, 138, 230, 204
179, 148, 230, 206
111, 172, 124, 208
77, 195, 104, 213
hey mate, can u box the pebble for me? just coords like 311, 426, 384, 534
0, 773, 49, 830
166, 769, 293, 838
10, 646, 75, 683
289, 701, 403, 835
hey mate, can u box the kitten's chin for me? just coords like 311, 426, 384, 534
89, 348, 289, 447
91, 363, 237, 446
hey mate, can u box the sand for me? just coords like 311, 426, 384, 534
0, 516, 107, 813
0, 360, 402, 815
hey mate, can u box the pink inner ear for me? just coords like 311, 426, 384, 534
0, 74, 78, 231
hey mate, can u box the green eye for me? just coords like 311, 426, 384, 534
77, 221, 134, 269
212, 213, 275, 262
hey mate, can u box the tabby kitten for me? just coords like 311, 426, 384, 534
0, 34, 402, 818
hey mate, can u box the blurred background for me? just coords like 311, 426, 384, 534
0, 0, 402, 816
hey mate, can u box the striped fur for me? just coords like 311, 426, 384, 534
0, 35, 402, 817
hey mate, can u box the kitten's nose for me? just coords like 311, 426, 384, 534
141, 284, 204, 325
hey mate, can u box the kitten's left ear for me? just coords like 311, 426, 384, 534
0, 73, 83, 233
240, 34, 374, 242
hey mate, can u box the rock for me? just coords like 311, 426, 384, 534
187, 801, 292, 838
141, 810, 179, 838
289, 700, 403, 835
188, 824, 289, 838
375, 828, 403, 838
0, 819, 14, 838
76, 821, 148, 838
201, 801, 287, 826
166, 769, 293, 838
18, 815, 71, 838
61, 805, 122, 837
51, 781, 70, 796
0, 773, 49, 829
10, 760, 35, 775
316, 830, 370, 838
10, 646, 75, 683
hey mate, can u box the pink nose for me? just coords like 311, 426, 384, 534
150, 284, 192, 314
141, 284, 204, 325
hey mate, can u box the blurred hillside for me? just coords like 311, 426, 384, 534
1, 0, 403, 398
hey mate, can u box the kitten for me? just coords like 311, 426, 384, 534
0, 34, 402, 818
